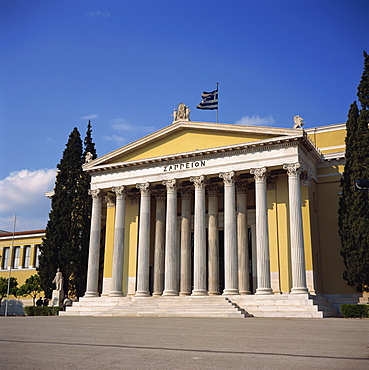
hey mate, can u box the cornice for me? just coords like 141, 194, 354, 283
305, 123, 346, 134
318, 151, 346, 167
84, 120, 300, 171
86, 132, 322, 174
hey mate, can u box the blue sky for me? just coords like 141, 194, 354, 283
1, 0, 368, 231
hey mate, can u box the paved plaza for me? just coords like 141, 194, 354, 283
0, 316, 368, 369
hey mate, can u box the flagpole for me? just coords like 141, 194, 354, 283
5, 215, 16, 317
216, 82, 219, 124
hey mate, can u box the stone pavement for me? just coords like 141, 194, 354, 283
0, 316, 368, 369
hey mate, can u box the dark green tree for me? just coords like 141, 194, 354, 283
18, 274, 42, 306
75, 121, 98, 297
0, 277, 18, 306
39, 128, 85, 298
339, 51, 369, 292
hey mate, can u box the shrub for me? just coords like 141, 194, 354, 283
340, 304, 369, 318
24, 306, 62, 316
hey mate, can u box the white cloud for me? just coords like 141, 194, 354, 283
102, 118, 156, 145
87, 10, 110, 19
81, 114, 99, 120
0, 169, 56, 231
102, 134, 126, 145
236, 115, 276, 126
111, 118, 155, 133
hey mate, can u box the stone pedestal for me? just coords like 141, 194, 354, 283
51, 289, 63, 307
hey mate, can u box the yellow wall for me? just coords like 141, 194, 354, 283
267, 183, 281, 293
308, 126, 346, 154
102, 204, 116, 280
274, 175, 291, 293
0, 233, 44, 299
123, 201, 139, 294
316, 178, 355, 294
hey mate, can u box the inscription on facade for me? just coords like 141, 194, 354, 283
164, 160, 206, 172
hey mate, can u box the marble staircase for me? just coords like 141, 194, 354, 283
60, 296, 251, 318
230, 294, 338, 318
61, 293, 339, 318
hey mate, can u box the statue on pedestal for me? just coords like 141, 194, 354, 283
51, 269, 64, 307
293, 115, 305, 129
52, 268, 64, 291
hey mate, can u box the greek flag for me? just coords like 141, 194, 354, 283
197, 89, 218, 110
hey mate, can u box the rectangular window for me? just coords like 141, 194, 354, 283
35, 245, 40, 268
13, 246, 20, 269
2, 247, 10, 269
24, 245, 31, 268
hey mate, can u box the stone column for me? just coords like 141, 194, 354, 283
135, 183, 151, 297
207, 184, 220, 295
190, 175, 207, 296
250, 167, 273, 295
85, 189, 103, 297
220, 171, 239, 295
236, 180, 251, 295
162, 179, 179, 296
101, 193, 116, 296
109, 186, 126, 297
152, 190, 166, 297
283, 163, 308, 294
179, 187, 192, 296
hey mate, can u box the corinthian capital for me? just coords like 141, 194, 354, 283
136, 182, 150, 195
207, 184, 219, 197
105, 194, 115, 208
88, 189, 103, 201
283, 163, 302, 179
112, 186, 126, 200
250, 167, 267, 182
162, 179, 177, 192
219, 171, 235, 186
190, 175, 205, 189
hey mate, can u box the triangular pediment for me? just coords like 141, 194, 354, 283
84, 120, 300, 171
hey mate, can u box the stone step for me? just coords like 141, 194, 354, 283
62, 294, 339, 318
249, 310, 324, 318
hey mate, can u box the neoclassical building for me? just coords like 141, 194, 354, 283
66, 112, 361, 317
0, 230, 44, 313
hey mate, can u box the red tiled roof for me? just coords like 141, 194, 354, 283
0, 229, 46, 237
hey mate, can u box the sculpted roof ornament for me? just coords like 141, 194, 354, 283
85, 152, 93, 164
172, 103, 190, 123
293, 115, 305, 129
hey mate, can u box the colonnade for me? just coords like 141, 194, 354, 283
84, 163, 308, 298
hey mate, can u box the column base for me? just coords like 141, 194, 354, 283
162, 290, 179, 296
255, 287, 273, 295
135, 291, 150, 297
109, 291, 123, 297
208, 291, 220, 296
152, 292, 163, 297
84, 291, 99, 298
222, 289, 239, 295
179, 292, 191, 296
192, 289, 208, 296
290, 287, 309, 294
239, 290, 252, 295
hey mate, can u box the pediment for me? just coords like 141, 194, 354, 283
84, 120, 300, 171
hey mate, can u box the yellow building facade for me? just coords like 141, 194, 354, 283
62, 117, 360, 318
0, 230, 44, 312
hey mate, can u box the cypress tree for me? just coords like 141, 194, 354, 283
339, 51, 369, 292
75, 121, 98, 297
39, 128, 85, 298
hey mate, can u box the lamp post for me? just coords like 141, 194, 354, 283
5, 215, 16, 318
